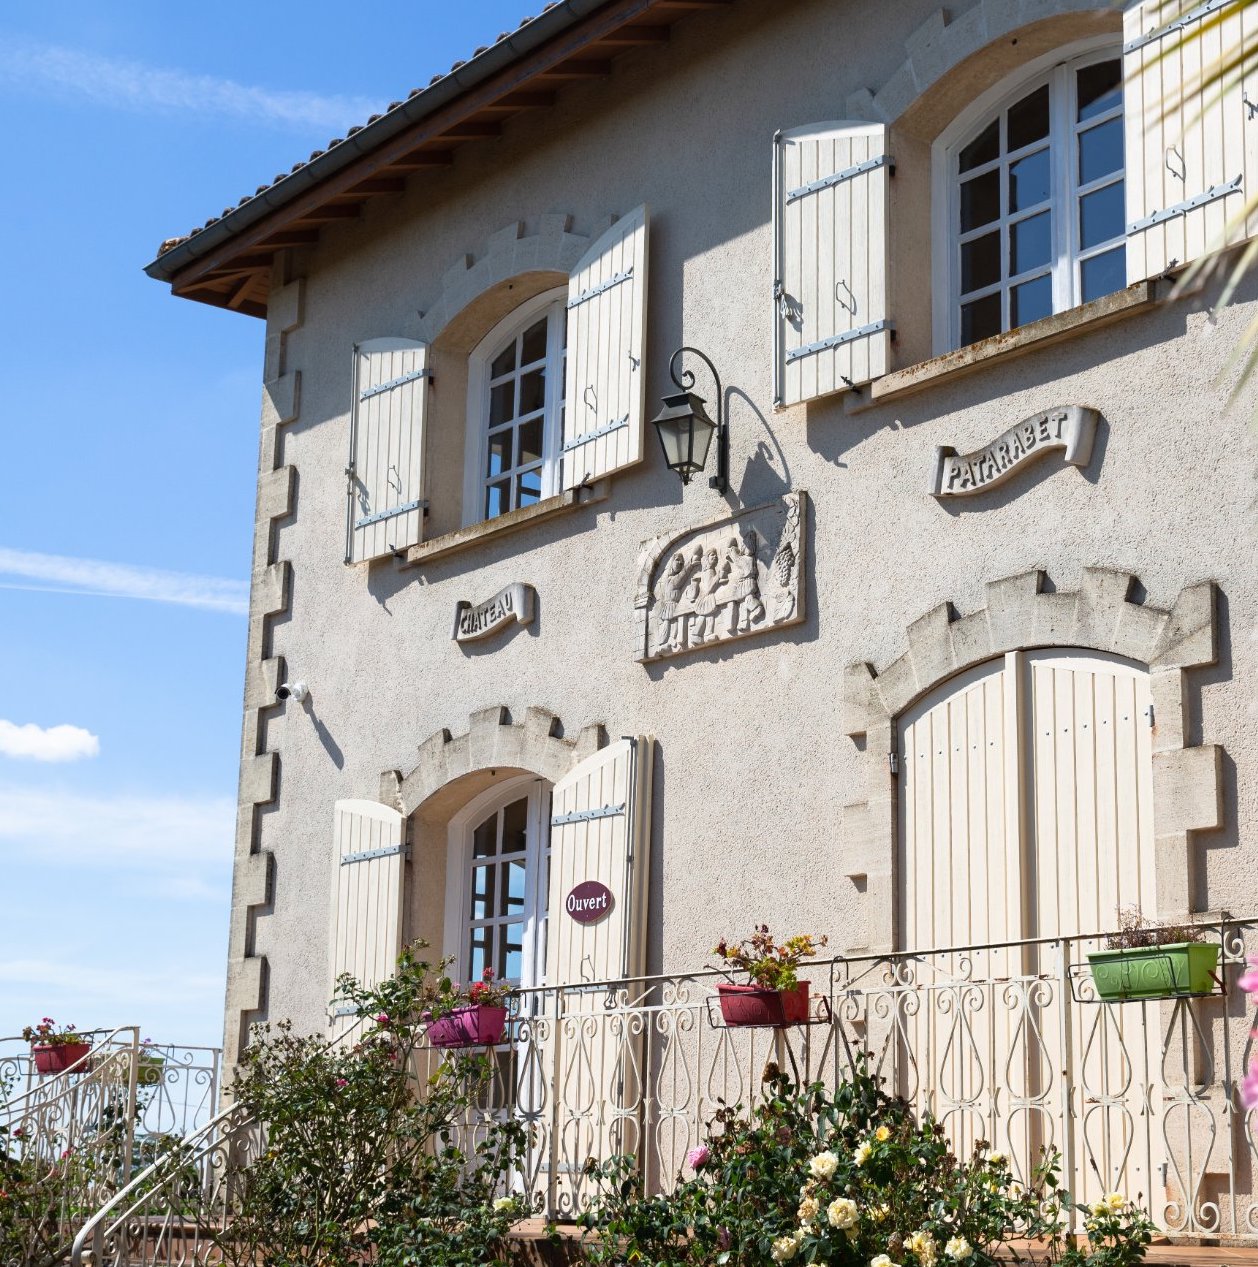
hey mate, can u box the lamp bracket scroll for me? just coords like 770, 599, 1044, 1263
668, 346, 728, 494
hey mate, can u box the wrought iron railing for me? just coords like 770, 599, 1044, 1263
0, 1029, 223, 1266
62, 919, 1258, 1264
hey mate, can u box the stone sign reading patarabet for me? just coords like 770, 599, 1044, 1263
930, 406, 1098, 498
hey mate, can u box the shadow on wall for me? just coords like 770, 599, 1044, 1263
645, 737, 666, 981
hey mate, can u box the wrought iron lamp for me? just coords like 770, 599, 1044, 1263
649, 346, 728, 493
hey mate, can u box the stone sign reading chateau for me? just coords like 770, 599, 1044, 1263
452, 582, 535, 643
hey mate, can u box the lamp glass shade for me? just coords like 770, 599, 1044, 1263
651, 390, 717, 483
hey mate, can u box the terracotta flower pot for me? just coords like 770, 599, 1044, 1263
717, 981, 810, 1027
32, 1042, 92, 1075
426, 1004, 508, 1049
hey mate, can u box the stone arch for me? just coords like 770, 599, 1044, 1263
843, 1, 1118, 130
415, 215, 591, 345
380, 705, 606, 817
841, 568, 1223, 949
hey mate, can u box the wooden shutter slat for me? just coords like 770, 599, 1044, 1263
346, 338, 429, 563
561, 207, 649, 489
327, 799, 407, 1041
1124, 0, 1256, 281
544, 738, 652, 987
774, 121, 891, 407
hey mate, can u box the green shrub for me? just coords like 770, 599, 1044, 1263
220, 943, 531, 1267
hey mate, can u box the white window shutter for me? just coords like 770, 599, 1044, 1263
327, 799, 407, 1040
561, 207, 649, 490
774, 121, 891, 407
1124, 0, 1257, 282
544, 737, 653, 987
346, 338, 429, 563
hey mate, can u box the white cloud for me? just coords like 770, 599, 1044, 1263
0, 785, 234, 865
0, 547, 248, 615
0, 719, 99, 762
0, 38, 382, 133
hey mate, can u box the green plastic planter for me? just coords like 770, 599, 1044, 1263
1087, 942, 1220, 1001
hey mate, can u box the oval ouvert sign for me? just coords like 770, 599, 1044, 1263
565, 880, 614, 925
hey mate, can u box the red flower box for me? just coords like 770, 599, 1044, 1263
716, 982, 810, 1028
426, 1004, 508, 1049
32, 1042, 92, 1075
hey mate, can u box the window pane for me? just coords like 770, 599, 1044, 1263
517, 417, 543, 467
960, 169, 1000, 232
961, 292, 1002, 345
486, 430, 510, 478
1077, 59, 1122, 122
501, 798, 528, 854
1078, 116, 1123, 185
471, 865, 496, 921
1010, 210, 1051, 275
959, 119, 999, 172
473, 818, 497, 858
502, 861, 526, 917
489, 381, 515, 427
1081, 245, 1126, 303
961, 230, 1000, 293
1008, 84, 1050, 151
517, 468, 542, 507
1011, 273, 1053, 328
490, 343, 515, 379
469, 928, 491, 983
520, 318, 548, 366
499, 923, 524, 982
1009, 148, 1050, 212
485, 479, 510, 520
519, 367, 546, 417
1080, 180, 1125, 248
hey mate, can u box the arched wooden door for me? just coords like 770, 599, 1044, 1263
895, 649, 1157, 1199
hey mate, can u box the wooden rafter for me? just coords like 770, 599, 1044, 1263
161, 0, 734, 306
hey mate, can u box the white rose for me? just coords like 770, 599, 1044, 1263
493, 1195, 517, 1213
872, 1255, 900, 1267
854, 1141, 872, 1166
906, 1231, 937, 1267
828, 1197, 859, 1230
987, 1150, 1006, 1165
798, 1196, 821, 1224
1104, 1192, 1126, 1213
772, 1234, 800, 1262
809, 1150, 839, 1180
945, 1236, 972, 1260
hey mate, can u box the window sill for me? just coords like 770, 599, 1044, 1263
857, 281, 1157, 410
403, 481, 609, 568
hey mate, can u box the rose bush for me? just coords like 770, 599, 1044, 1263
581, 1059, 1153, 1267
220, 943, 532, 1267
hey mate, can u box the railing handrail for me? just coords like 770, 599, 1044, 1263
456, 915, 1256, 1005
0, 1025, 140, 1121
69, 1099, 252, 1265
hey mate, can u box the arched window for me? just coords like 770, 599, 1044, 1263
940, 44, 1125, 349
464, 288, 567, 525
451, 779, 551, 991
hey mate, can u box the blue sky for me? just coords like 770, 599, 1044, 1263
0, 1, 538, 1050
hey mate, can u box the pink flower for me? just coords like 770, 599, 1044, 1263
335, 1078, 348, 1089
1242, 1062, 1258, 1110
375, 1013, 391, 1027
1239, 960, 1258, 995
686, 1145, 711, 1170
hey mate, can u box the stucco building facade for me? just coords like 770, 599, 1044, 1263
150, 0, 1258, 1230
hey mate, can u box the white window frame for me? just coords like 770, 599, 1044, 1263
462, 287, 567, 528
443, 776, 551, 993
930, 36, 1125, 355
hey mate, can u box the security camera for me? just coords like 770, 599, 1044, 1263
276, 681, 308, 704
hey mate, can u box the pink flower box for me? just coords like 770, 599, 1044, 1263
32, 1042, 92, 1075
426, 1004, 508, 1049
716, 982, 810, 1028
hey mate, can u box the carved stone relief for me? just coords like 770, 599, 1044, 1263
634, 492, 807, 663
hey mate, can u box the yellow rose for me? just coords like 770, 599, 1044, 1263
875, 1125, 891, 1142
